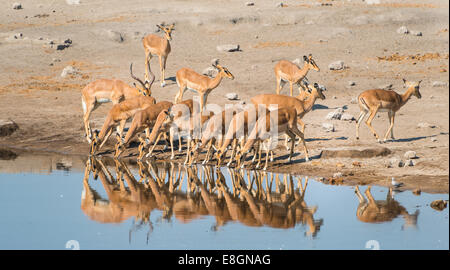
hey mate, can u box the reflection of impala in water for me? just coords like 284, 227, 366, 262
354, 186, 419, 229
81, 157, 324, 240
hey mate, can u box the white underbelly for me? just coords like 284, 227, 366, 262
97, 98, 112, 103
378, 108, 392, 112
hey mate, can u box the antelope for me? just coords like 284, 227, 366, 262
274, 54, 320, 97
355, 79, 422, 143
141, 99, 194, 159
251, 82, 326, 147
114, 101, 174, 159
174, 60, 234, 111
215, 105, 268, 167
192, 106, 244, 165
143, 24, 174, 87
81, 63, 154, 143
236, 107, 309, 170
354, 186, 419, 229
89, 95, 157, 155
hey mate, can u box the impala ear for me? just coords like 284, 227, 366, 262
402, 78, 407, 84
303, 55, 308, 62
313, 83, 319, 88
308, 54, 312, 60
418, 80, 422, 85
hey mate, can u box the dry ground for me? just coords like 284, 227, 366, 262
0, 0, 448, 193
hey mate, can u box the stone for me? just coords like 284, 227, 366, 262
225, 93, 239, 100
326, 108, 344, 120
341, 113, 355, 121
380, 84, 393, 90
417, 122, 436, 129
350, 97, 358, 104
276, 2, 286, 7
322, 123, 335, 132
404, 151, 417, 159
333, 172, 343, 178
328, 60, 345, 70
431, 137, 437, 142
405, 159, 415, 167
348, 81, 356, 86
0, 120, 19, 137
61, 66, 78, 77
365, 0, 380, 5
410, 30, 422, 36
202, 67, 217, 78
245, 2, 255, 6
106, 30, 124, 43
397, 26, 409, 34
12, 3, 22, 9
386, 157, 404, 168
432, 81, 448, 87
430, 200, 447, 211
216, 44, 240, 52
412, 189, 421, 195
66, 0, 81, 5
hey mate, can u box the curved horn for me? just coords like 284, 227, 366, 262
129, 63, 146, 89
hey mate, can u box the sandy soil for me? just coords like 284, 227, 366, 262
0, 0, 448, 193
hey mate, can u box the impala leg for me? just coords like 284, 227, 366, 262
290, 125, 309, 162
148, 132, 163, 157
83, 101, 96, 143
355, 110, 367, 140
227, 138, 237, 167
384, 111, 395, 142
170, 130, 175, 159
289, 82, 294, 97
144, 50, 152, 83
276, 76, 281, 95
159, 55, 166, 87
286, 130, 295, 162
98, 126, 113, 150
354, 186, 366, 204
365, 106, 381, 142
117, 120, 127, 143
184, 138, 191, 165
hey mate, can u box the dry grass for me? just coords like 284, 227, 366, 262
253, 41, 302, 49
376, 52, 449, 62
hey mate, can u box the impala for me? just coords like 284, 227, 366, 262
114, 101, 174, 159
274, 54, 320, 97
355, 79, 422, 142
251, 82, 326, 146
89, 95, 157, 155
236, 107, 309, 170
174, 60, 234, 111
143, 24, 174, 87
81, 63, 154, 143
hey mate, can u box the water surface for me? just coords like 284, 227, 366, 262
0, 157, 448, 250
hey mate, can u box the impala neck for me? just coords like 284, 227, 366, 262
303, 92, 319, 112
207, 72, 224, 90
400, 86, 415, 107
295, 62, 310, 81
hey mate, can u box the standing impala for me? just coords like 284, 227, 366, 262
274, 54, 320, 97
174, 60, 234, 111
81, 63, 154, 143
143, 24, 174, 87
355, 79, 422, 143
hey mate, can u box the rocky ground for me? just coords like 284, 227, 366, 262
0, 0, 448, 193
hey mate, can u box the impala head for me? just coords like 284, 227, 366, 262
308, 83, 326, 100
157, 24, 175, 41
212, 60, 235, 80
403, 79, 422, 99
130, 63, 153, 96
303, 54, 320, 72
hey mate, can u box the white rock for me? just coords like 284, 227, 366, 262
432, 81, 448, 87
431, 137, 437, 142
61, 66, 78, 77
348, 81, 356, 86
226, 93, 239, 100
245, 2, 255, 6
410, 30, 422, 36
12, 3, 22, 9
333, 172, 343, 178
405, 159, 415, 167
326, 108, 344, 120
216, 44, 240, 52
328, 61, 345, 70
341, 113, 355, 121
202, 67, 217, 78
322, 123, 335, 132
365, 0, 380, 5
106, 30, 124, 43
397, 26, 409, 34
404, 151, 417, 160
66, 0, 81, 5
350, 97, 358, 104
386, 157, 404, 168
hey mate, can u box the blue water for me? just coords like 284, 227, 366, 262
0, 159, 448, 250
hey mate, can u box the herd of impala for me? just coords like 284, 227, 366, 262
81, 23, 423, 170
